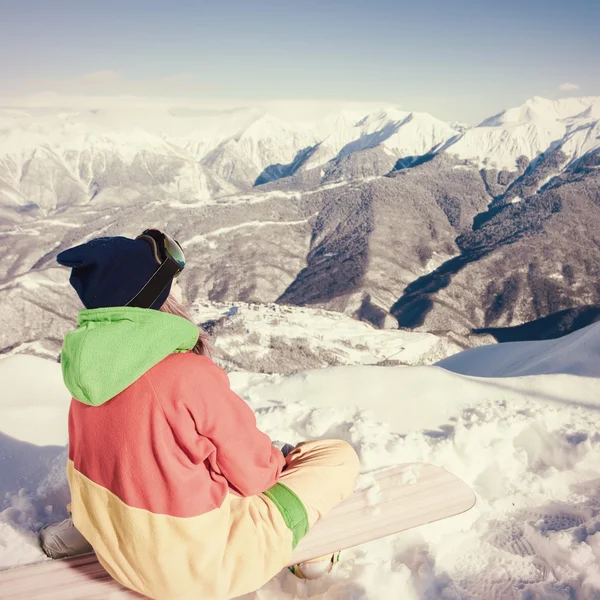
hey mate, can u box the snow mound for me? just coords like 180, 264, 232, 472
435, 322, 600, 378
0, 355, 69, 446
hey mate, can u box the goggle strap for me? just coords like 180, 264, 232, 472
137, 233, 164, 265
125, 259, 180, 309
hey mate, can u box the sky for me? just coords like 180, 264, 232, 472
0, 0, 599, 123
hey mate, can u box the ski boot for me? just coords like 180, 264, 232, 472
289, 552, 341, 579
39, 504, 93, 559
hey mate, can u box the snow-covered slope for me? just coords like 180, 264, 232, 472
2, 324, 600, 598
0, 107, 241, 215
436, 321, 600, 377
305, 108, 460, 169
191, 300, 459, 373
199, 114, 317, 187
0, 355, 67, 446
444, 96, 600, 170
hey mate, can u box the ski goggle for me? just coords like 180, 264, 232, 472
126, 228, 186, 309
137, 228, 186, 270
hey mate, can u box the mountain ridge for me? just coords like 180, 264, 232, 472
1, 95, 599, 354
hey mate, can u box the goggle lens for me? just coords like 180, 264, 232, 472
138, 229, 185, 269
163, 233, 185, 268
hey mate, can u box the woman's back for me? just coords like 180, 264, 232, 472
65, 307, 289, 599
69, 352, 232, 518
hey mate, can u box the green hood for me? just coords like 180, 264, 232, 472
61, 307, 199, 406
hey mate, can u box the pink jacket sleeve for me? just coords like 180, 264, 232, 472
187, 356, 285, 496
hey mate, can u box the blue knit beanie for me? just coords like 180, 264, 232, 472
56, 236, 172, 310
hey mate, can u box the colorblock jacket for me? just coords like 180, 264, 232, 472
62, 307, 308, 599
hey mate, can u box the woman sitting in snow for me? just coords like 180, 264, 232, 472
42, 229, 359, 600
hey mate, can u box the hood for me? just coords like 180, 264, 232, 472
61, 307, 199, 406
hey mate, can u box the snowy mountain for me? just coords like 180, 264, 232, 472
0, 104, 464, 209
2, 321, 600, 598
1, 95, 600, 353
0, 108, 242, 219
445, 96, 600, 170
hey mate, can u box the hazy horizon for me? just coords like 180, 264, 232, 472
1, 0, 599, 122
2, 92, 600, 129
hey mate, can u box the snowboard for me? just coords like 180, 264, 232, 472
0, 463, 475, 599
288, 462, 475, 566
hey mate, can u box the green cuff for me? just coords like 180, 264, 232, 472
263, 482, 309, 549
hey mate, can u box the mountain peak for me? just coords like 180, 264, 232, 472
357, 107, 410, 128
481, 96, 600, 127
235, 113, 292, 140
446, 95, 600, 170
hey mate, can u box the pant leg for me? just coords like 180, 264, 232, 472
278, 439, 360, 527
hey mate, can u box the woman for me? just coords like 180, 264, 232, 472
45, 229, 359, 600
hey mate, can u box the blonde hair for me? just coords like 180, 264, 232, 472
159, 293, 210, 356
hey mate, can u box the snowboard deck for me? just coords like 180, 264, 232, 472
289, 462, 475, 564
0, 463, 475, 599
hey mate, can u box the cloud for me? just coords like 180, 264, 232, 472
558, 82, 580, 91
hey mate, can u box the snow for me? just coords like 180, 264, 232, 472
2, 321, 600, 597
0, 355, 68, 446
560, 119, 600, 164
190, 301, 452, 368
446, 121, 567, 170
446, 96, 600, 170
309, 108, 461, 169
480, 97, 600, 127
181, 217, 315, 248
435, 322, 600, 378
423, 251, 453, 275
221, 189, 303, 205
44, 220, 80, 228
0, 102, 462, 199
